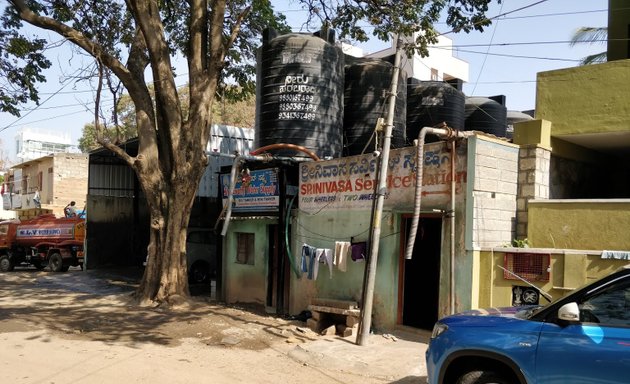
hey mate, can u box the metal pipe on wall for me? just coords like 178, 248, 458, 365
217, 143, 319, 237
404, 126, 471, 315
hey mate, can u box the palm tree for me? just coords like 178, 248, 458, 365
570, 27, 608, 65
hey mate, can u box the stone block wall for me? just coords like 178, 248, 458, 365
516, 145, 550, 238
472, 138, 519, 247
52, 153, 89, 215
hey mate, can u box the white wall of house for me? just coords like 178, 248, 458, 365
366, 34, 469, 82
14, 127, 77, 164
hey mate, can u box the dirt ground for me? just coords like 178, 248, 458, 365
0, 267, 318, 349
0, 267, 427, 384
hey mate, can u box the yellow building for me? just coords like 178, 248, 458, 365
478, 0, 630, 309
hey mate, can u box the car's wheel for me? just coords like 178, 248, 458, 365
48, 253, 64, 272
189, 261, 210, 284
456, 370, 513, 384
0, 255, 14, 272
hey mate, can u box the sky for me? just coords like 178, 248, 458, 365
0, 0, 609, 163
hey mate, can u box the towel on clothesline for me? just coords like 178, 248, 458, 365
314, 248, 333, 279
334, 241, 351, 272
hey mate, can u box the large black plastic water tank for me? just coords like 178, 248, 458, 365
406, 81, 465, 143
506, 110, 534, 139
464, 97, 508, 137
257, 30, 344, 158
343, 57, 406, 156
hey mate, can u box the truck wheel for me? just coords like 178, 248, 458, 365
48, 253, 64, 272
0, 255, 14, 272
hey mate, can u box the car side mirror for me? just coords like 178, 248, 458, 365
558, 302, 580, 322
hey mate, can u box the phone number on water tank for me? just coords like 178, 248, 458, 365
278, 112, 316, 120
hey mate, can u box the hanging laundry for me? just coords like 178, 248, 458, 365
313, 248, 333, 279
334, 241, 350, 272
301, 244, 317, 279
351, 242, 367, 262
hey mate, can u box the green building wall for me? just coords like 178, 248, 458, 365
290, 209, 402, 330
222, 219, 276, 306
536, 60, 630, 137
527, 200, 630, 250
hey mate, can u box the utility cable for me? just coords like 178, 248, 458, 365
470, 1, 504, 96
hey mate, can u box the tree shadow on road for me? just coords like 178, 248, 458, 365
0, 268, 304, 350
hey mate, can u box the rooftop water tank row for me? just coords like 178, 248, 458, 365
257, 28, 514, 159
257, 29, 344, 159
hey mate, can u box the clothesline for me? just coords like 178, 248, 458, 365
300, 241, 368, 280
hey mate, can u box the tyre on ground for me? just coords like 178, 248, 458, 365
48, 252, 65, 272
0, 254, 14, 272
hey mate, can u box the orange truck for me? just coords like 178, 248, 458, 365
0, 214, 85, 272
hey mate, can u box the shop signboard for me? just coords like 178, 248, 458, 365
221, 168, 280, 212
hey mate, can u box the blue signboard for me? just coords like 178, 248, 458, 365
220, 168, 280, 212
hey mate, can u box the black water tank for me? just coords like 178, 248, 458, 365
257, 31, 344, 159
464, 97, 508, 137
406, 81, 465, 143
506, 110, 534, 139
343, 57, 407, 156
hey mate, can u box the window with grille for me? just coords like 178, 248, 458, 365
503, 253, 550, 281
236, 232, 255, 265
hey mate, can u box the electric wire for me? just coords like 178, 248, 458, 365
470, 1, 505, 95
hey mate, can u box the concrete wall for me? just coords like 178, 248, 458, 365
475, 248, 629, 309
467, 136, 519, 248
52, 153, 89, 214
291, 209, 400, 329
536, 60, 630, 136
17, 156, 54, 210
223, 219, 275, 306
527, 200, 630, 250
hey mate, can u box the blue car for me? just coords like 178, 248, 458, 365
426, 265, 630, 384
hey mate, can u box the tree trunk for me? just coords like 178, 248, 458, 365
134, 155, 207, 305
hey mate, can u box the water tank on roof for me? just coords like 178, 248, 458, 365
343, 57, 406, 156
464, 97, 508, 137
257, 29, 344, 159
506, 110, 534, 139
406, 81, 465, 143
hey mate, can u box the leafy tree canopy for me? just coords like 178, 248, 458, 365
0, 17, 51, 116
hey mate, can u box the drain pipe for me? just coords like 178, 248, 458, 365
218, 144, 320, 236
449, 141, 457, 314
404, 126, 471, 315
